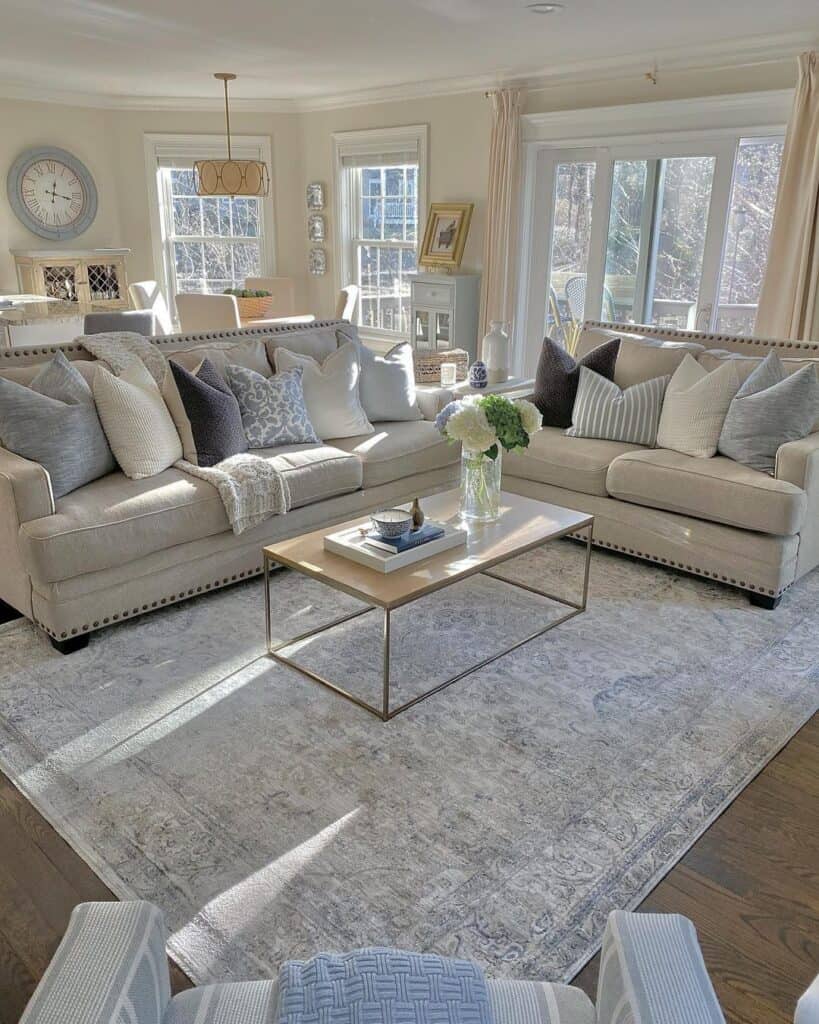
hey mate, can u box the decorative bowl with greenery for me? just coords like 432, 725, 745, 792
223, 287, 275, 320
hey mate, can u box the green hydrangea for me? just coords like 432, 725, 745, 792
477, 394, 530, 459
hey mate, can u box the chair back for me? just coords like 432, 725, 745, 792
564, 276, 616, 325
175, 293, 241, 332
129, 280, 173, 335
83, 310, 155, 336
244, 277, 297, 317
336, 284, 360, 321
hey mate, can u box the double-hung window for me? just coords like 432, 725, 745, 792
517, 94, 789, 372
334, 126, 428, 340
145, 134, 274, 321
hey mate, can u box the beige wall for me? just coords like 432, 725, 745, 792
0, 98, 121, 292
0, 56, 799, 313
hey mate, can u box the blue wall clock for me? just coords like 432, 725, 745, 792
6, 146, 98, 241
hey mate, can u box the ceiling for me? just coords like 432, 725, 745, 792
0, 0, 817, 109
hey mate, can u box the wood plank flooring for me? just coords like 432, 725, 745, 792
0, 714, 816, 1024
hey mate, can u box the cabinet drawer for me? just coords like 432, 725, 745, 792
413, 281, 453, 308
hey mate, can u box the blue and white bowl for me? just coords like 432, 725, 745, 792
370, 508, 413, 539
469, 360, 489, 389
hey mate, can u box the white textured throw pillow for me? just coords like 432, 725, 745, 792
275, 340, 373, 440
656, 354, 741, 458
568, 367, 669, 446
357, 340, 423, 423
93, 359, 182, 479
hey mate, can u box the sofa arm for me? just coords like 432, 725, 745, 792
596, 911, 725, 1024
416, 386, 454, 421
775, 432, 819, 490
0, 446, 54, 523
20, 902, 171, 1024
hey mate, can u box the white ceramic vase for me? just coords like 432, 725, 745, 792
482, 321, 510, 385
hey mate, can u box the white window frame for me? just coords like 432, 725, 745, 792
333, 125, 428, 343
143, 133, 275, 322
515, 91, 791, 375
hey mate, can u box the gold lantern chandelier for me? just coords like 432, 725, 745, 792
194, 73, 270, 197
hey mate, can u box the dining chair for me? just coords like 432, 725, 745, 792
83, 310, 155, 336
244, 276, 297, 317
335, 284, 360, 321
174, 293, 241, 332
565, 275, 617, 326
128, 280, 174, 335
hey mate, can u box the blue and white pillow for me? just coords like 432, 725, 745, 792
225, 363, 320, 447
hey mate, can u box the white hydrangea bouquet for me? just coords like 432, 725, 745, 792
436, 394, 542, 520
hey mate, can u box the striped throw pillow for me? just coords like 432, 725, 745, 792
567, 367, 669, 446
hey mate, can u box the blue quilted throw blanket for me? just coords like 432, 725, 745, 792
277, 949, 494, 1024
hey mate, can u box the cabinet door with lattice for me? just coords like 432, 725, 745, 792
86, 261, 127, 306
40, 261, 82, 304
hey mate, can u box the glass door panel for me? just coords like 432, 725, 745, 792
649, 156, 715, 329
547, 161, 597, 347
603, 160, 651, 324
435, 311, 451, 349
414, 309, 431, 350
716, 138, 784, 335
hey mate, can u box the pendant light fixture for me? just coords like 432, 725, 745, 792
194, 73, 270, 197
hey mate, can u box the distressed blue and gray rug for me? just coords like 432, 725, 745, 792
0, 541, 816, 986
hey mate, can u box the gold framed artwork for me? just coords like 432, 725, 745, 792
419, 203, 473, 270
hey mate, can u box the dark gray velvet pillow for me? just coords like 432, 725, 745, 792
0, 351, 115, 498
533, 336, 621, 427
168, 358, 248, 467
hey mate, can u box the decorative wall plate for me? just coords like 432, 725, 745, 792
309, 247, 327, 276
306, 182, 325, 211
6, 146, 98, 241
308, 213, 326, 242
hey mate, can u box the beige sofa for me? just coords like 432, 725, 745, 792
0, 320, 458, 652
504, 320, 819, 610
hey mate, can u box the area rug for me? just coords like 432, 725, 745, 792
1, 542, 817, 986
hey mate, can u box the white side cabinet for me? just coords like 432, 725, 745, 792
410, 273, 480, 363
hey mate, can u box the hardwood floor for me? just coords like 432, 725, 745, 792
1, 714, 816, 1024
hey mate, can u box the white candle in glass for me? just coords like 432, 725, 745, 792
440, 362, 457, 387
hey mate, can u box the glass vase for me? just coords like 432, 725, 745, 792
460, 448, 502, 521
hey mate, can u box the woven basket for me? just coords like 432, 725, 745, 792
413, 348, 469, 385
235, 295, 275, 321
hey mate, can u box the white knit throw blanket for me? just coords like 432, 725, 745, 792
179, 455, 291, 535
77, 331, 292, 534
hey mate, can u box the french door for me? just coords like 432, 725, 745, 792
518, 133, 781, 373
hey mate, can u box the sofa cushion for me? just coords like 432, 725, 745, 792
276, 341, 373, 440
357, 340, 423, 423
331, 420, 459, 488
488, 980, 595, 1024
656, 354, 742, 459
226, 363, 319, 447
504, 426, 645, 496
574, 327, 704, 386
165, 982, 278, 1024
166, 358, 248, 467
19, 445, 362, 582
606, 448, 807, 536
567, 368, 669, 446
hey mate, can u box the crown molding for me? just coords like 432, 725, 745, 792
0, 29, 814, 115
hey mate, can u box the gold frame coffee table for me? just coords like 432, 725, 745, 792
263, 490, 593, 721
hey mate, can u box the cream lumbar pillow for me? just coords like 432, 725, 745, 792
93, 359, 182, 479
656, 355, 741, 459
275, 339, 373, 440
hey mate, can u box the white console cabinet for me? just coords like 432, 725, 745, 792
410, 273, 480, 363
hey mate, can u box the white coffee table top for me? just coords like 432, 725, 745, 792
264, 489, 591, 610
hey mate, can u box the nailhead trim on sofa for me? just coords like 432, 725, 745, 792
569, 531, 785, 598
584, 319, 819, 355
34, 565, 266, 639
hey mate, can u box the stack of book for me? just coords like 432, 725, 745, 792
324, 520, 467, 573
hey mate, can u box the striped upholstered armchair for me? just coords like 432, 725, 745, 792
19, 899, 791, 1024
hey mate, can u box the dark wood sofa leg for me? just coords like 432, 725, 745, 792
748, 592, 782, 610
49, 634, 90, 655
0, 598, 22, 624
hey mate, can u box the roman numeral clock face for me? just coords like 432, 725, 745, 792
7, 147, 98, 240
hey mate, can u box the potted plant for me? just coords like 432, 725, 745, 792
223, 287, 274, 321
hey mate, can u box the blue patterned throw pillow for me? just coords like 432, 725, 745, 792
225, 363, 320, 447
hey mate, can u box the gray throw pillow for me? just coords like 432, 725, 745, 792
168, 358, 248, 467
534, 335, 620, 427
567, 366, 669, 446
356, 340, 423, 422
0, 351, 115, 498
225, 363, 319, 447
718, 352, 819, 474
